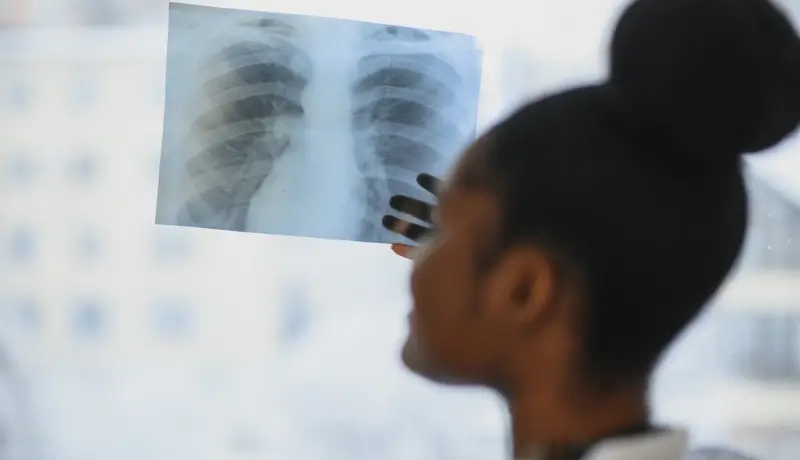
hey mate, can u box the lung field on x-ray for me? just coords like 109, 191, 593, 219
157, 4, 482, 242
176, 16, 312, 231
351, 24, 475, 242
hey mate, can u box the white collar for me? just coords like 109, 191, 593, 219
579, 429, 688, 460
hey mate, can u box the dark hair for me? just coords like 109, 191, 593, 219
483, 0, 800, 384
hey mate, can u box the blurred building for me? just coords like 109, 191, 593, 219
703, 172, 800, 459
0, 0, 28, 29
13, 0, 166, 28
0, 26, 282, 370
0, 25, 290, 460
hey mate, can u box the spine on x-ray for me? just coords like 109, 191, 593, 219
177, 18, 312, 231
351, 25, 473, 242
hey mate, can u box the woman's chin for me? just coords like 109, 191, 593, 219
400, 339, 476, 386
400, 336, 420, 371
400, 336, 434, 379
400, 337, 444, 383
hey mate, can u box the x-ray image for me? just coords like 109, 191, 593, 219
155, 3, 483, 243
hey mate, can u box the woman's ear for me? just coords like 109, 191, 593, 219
483, 245, 560, 327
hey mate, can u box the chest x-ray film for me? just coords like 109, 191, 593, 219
155, 3, 483, 243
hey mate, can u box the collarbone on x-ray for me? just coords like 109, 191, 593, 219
160, 5, 482, 243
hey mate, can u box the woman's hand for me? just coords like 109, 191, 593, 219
381, 173, 441, 260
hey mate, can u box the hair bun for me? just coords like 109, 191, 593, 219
609, 0, 800, 160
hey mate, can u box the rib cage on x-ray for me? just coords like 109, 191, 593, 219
177, 18, 312, 231
351, 25, 475, 241
159, 4, 483, 240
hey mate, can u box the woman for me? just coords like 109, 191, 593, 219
381, 0, 800, 458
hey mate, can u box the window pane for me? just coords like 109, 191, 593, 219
150, 298, 192, 340
72, 300, 107, 340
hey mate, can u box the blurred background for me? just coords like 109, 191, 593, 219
0, 0, 799, 459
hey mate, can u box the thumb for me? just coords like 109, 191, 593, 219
391, 244, 415, 260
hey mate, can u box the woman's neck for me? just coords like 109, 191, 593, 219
507, 384, 650, 459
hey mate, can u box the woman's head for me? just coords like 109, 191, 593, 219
402, 0, 800, 393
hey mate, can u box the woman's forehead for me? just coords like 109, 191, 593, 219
440, 175, 497, 228
450, 136, 490, 189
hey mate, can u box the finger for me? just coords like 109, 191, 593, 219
382, 215, 430, 241
391, 244, 415, 260
417, 173, 441, 197
382, 215, 430, 242
389, 195, 434, 224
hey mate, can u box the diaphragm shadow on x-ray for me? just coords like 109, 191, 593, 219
155, 3, 484, 244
